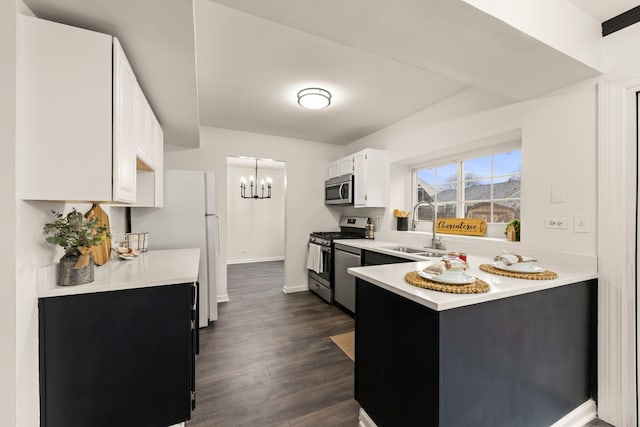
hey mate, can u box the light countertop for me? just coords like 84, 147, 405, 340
38, 248, 200, 298
338, 239, 597, 311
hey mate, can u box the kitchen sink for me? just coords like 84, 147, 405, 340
384, 246, 425, 254
384, 246, 443, 257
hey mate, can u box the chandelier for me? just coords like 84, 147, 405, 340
240, 159, 272, 199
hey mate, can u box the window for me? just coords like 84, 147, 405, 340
414, 149, 521, 224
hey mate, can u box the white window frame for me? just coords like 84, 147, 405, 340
411, 142, 521, 238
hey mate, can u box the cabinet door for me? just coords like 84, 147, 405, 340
112, 39, 137, 203
38, 284, 194, 427
154, 118, 164, 207
327, 160, 341, 179
19, 16, 113, 201
340, 156, 353, 175
353, 151, 367, 206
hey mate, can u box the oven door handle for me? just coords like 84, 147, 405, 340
320, 246, 331, 253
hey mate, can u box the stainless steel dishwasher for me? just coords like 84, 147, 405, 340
334, 243, 362, 313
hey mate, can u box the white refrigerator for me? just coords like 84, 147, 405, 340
130, 170, 219, 327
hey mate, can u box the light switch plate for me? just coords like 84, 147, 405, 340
574, 214, 589, 233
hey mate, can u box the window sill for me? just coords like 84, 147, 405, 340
403, 229, 516, 244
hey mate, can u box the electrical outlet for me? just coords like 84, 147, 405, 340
545, 217, 568, 229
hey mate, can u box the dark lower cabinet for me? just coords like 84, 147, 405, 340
362, 250, 411, 266
355, 279, 597, 427
39, 283, 197, 427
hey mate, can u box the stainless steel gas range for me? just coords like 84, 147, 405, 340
307, 216, 368, 304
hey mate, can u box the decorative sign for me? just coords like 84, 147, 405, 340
436, 218, 487, 236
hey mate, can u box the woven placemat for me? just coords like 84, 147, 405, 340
479, 264, 558, 280
404, 271, 490, 294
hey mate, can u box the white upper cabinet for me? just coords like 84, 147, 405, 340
340, 156, 353, 176
327, 160, 341, 179
352, 148, 389, 208
112, 38, 138, 203
18, 16, 163, 204
327, 155, 354, 179
19, 16, 114, 202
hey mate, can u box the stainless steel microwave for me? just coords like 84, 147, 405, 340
325, 174, 353, 205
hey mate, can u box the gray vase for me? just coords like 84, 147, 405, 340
58, 248, 95, 286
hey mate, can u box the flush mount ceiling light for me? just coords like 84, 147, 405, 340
297, 88, 331, 110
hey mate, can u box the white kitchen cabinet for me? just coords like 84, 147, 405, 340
132, 116, 164, 208
352, 148, 389, 208
112, 38, 138, 203
327, 160, 341, 179
18, 16, 162, 204
340, 156, 354, 175
327, 155, 354, 179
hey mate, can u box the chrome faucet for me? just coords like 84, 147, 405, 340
412, 201, 445, 250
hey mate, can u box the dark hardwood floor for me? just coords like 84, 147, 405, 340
188, 261, 359, 427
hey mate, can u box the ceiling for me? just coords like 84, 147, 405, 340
23, 0, 613, 147
198, 0, 601, 144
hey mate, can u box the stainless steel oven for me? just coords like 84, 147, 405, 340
325, 174, 353, 205
308, 237, 333, 303
307, 216, 368, 305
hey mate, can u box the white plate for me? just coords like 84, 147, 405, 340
418, 271, 476, 285
492, 262, 544, 273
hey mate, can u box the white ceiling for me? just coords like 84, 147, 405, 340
23, 0, 608, 147
199, 0, 601, 144
24, 0, 200, 148
570, 0, 639, 22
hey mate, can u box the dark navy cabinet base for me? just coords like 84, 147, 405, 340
355, 279, 596, 427
38, 284, 197, 427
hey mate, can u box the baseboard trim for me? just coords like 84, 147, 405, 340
282, 284, 308, 294
357, 400, 595, 427
217, 293, 229, 303
227, 256, 284, 265
359, 409, 377, 427
550, 399, 597, 427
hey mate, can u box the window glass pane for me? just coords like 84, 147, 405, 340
493, 150, 521, 176
464, 202, 491, 221
416, 203, 434, 221
435, 184, 457, 202
464, 179, 491, 201
417, 168, 436, 187
436, 204, 457, 219
463, 156, 490, 180
493, 176, 521, 199
493, 200, 520, 223
435, 163, 457, 185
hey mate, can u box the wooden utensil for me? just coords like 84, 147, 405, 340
84, 203, 111, 266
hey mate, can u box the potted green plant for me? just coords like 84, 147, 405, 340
44, 209, 110, 286
504, 218, 521, 242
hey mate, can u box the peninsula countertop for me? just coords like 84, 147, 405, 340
38, 248, 201, 298
338, 239, 597, 311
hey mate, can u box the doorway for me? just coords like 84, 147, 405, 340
225, 156, 286, 270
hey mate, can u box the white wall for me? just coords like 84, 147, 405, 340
165, 126, 342, 298
226, 163, 285, 263
1, 0, 17, 425
344, 79, 598, 260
